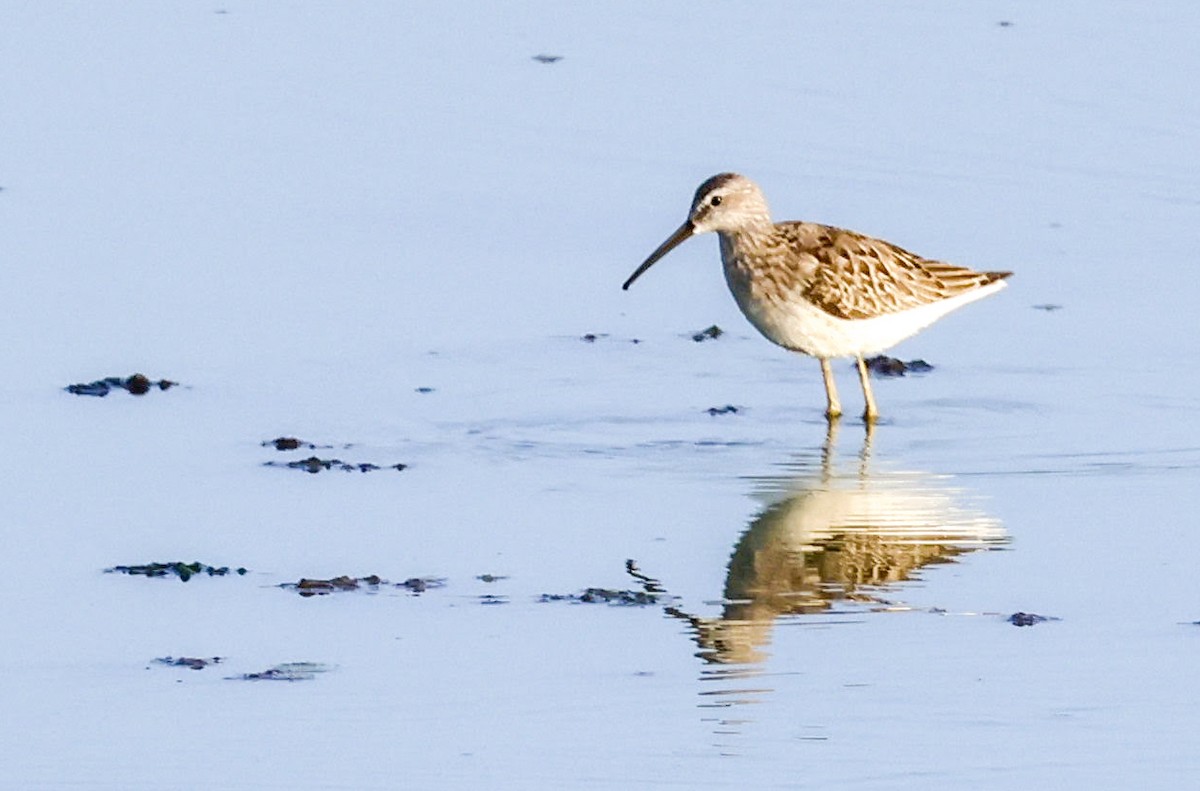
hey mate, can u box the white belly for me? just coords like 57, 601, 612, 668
727, 276, 1007, 359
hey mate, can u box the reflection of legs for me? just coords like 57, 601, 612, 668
820, 358, 841, 420
855, 355, 879, 423
821, 416, 840, 480
858, 415, 875, 476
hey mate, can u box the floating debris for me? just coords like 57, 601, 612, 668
706, 405, 740, 416
580, 332, 640, 344
263, 456, 408, 474
997, 20, 1014, 27
233, 662, 331, 682
400, 577, 446, 593
283, 575, 382, 596
66, 373, 177, 397
479, 594, 508, 605
261, 437, 341, 451
532, 54, 562, 64
1032, 304, 1063, 312
106, 562, 247, 582
281, 574, 444, 597
863, 356, 934, 377
154, 656, 222, 670
476, 574, 509, 583
415, 386, 436, 393
1008, 612, 1054, 627
691, 324, 724, 342
540, 587, 664, 606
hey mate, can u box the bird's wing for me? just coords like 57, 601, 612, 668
792, 225, 1010, 320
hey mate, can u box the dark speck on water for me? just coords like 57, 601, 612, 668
532, 54, 562, 63
706, 405, 741, 416
476, 574, 509, 583
580, 333, 641, 344
415, 386, 435, 393
691, 325, 723, 342
1032, 304, 1063, 312
1008, 612, 1053, 627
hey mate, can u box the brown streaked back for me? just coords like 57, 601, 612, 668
787, 224, 1011, 321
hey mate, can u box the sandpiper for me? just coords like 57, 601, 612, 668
622, 173, 1011, 422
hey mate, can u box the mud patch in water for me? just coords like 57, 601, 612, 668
261, 436, 406, 473
261, 436, 337, 451
280, 575, 446, 596
106, 562, 247, 582
580, 332, 641, 344
153, 656, 223, 670
66, 373, 178, 396
541, 560, 671, 606
540, 588, 664, 605
263, 456, 408, 474
231, 662, 331, 682
864, 356, 934, 377
1008, 611, 1057, 627
476, 573, 508, 583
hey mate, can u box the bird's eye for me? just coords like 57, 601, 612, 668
710, 195, 723, 206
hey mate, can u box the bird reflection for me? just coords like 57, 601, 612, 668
672, 423, 1008, 665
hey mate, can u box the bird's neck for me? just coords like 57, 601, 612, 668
718, 221, 777, 259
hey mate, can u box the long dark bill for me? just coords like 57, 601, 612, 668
621, 221, 695, 291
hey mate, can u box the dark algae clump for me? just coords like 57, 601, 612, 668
262, 456, 408, 474
280, 575, 445, 596
232, 662, 331, 682
106, 561, 247, 582
863, 356, 934, 377
540, 588, 665, 606
66, 373, 178, 396
1008, 612, 1055, 627
154, 656, 222, 670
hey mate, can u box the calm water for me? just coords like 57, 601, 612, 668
3, 3, 1200, 789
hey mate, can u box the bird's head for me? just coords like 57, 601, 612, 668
623, 173, 771, 290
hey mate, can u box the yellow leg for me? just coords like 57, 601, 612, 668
820, 358, 842, 420
856, 355, 879, 423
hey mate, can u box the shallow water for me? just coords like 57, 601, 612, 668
3, 3, 1200, 789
